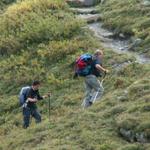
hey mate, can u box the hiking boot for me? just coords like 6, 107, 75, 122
89, 101, 93, 106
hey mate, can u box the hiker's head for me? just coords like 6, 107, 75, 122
94, 49, 103, 59
32, 80, 41, 90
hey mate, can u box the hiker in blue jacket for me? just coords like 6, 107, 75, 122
22, 81, 49, 129
82, 49, 109, 108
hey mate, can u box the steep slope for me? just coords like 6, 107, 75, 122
0, 0, 149, 150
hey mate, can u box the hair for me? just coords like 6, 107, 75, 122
94, 49, 103, 56
32, 80, 40, 86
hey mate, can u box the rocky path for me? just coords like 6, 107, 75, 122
69, 3, 150, 64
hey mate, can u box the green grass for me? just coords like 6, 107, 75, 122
0, 0, 150, 149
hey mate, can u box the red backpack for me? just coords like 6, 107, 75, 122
75, 54, 93, 76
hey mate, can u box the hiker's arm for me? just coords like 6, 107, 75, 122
32, 91, 51, 101
95, 64, 109, 73
27, 98, 37, 102
26, 90, 37, 102
37, 92, 43, 100
37, 91, 51, 100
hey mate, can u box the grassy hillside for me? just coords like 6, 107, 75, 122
0, 0, 150, 150
0, 0, 16, 11
98, 0, 150, 57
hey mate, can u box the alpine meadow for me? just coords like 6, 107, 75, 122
0, 0, 150, 150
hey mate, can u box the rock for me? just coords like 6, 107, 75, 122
83, 0, 97, 6
117, 96, 128, 102
70, 8, 98, 14
131, 38, 142, 45
124, 90, 128, 95
101, 0, 105, 4
66, 0, 81, 7
66, 0, 101, 7
142, 0, 150, 6
119, 128, 149, 143
128, 38, 142, 51
136, 132, 148, 143
119, 33, 126, 39
119, 128, 135, 142
78, 14, 102, 23
143, 105, 150, 111
105, 28, 127, 40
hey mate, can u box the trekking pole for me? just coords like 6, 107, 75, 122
100, 71, 107, 87
48, 95, 51, 122
30, 111, 32, 125
93, 71, 107, 104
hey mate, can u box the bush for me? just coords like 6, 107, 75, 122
37, 38, 92, 63
0, 0, 16, 10
0, 0, 83, 55
0, 36, 21, 55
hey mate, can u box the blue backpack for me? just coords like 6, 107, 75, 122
75, 54, 93, 76
19, 86, 31, 106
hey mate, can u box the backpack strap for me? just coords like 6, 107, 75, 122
19, 86, 31, 106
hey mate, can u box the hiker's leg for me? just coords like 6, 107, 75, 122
88, 75, 104, 103
32, 109, 41, 123
82, 77, 93, 108
23, 107, 31, 128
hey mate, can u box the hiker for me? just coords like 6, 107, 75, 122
82, 49, 109, 108
20, 80, 50, 129
74, 49, 109, 108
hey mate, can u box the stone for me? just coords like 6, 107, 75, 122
142, 0, 150, 6
119, 128, 135, 142
135, 132, 147, 143
101, 0, 106, 4
143, 105, 150, 111
119, 33, 126, 39
119, 128, 149, 143
66, 0, 101, 7
117, 96, 128, 102
128, 38, 142, 51
78, 14, 102, 23
83, 0, 96, 6
70, 8, 98, 14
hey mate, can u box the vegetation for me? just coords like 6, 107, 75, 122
0, 0, 149, 150
0, 0, 16, 11
99, 0, 150, 57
